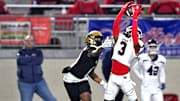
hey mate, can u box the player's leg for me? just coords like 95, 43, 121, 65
120, 73, 138, 101
18, 80, 34, 101
152, 90, 163, 101
104, 73, 120, 101
122, 86, 138, 101
78, 81, 92, 101
64, 82, 81, 101
141, 86, 151, 101
115, 89, 124, 101
80, 92, 91, 101
35, 79, 57, 101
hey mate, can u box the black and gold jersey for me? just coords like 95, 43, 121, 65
68, 46, 99, 79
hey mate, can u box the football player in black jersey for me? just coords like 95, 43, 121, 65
62, 30, 108, 101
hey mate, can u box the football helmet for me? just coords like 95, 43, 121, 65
86, 30, 103, 47
126, 4, 135, 16
146, 39, 159, 55
124, 26, 143, 40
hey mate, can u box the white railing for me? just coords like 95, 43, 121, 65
5, 4, 151, 15
5, 4, 150, 14
5, 4, 151, 9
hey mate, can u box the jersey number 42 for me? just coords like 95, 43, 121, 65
147, 65, 159, 76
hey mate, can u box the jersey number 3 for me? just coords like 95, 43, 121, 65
118, 41, 127, 55
147, 65, 159, 76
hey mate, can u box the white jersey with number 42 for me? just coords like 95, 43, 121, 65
133, 53, 166, 88
112, 34, 137, 67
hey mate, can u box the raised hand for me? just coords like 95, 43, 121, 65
133, 4, 143, 16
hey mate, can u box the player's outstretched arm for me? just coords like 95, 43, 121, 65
88, 46, 103, 57
160, 65, 166, 84
132, 4, 142, 54
89, 71, 107, 89
113, 1, 134, 42
132, 60, 144, 81
159, 58, 166, 90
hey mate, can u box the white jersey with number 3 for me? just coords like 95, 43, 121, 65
112, 34, 136, 67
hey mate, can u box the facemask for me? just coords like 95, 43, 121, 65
95, 40, 102, 46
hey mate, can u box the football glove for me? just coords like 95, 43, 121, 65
100, 80, 108, 89
122, 1, 135, 10
161, 83, 166, 90
102, 36, 114, 48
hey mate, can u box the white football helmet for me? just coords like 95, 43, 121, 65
146, 39, 159, 55
124, 26, 143, 40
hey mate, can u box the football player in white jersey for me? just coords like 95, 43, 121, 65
104, 2, 143, 101
132, 39, 166, 101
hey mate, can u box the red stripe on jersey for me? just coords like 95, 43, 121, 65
111, 60, 129, 75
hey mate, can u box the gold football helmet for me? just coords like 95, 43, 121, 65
86, 30, 103, 46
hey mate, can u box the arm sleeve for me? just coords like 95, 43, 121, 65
160, 59, 166, 83
16, 51, 32, 65
113, 8, 126, 36
32, 50, 43, 65
132, 5, 142, 54
132, 8, 139, 45
132, 18, 139, 45
132, 59, 144, 81
89, 70, 102, 84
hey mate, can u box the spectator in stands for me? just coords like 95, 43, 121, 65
30, 0, 63, 15
148, 1, 180, 15
66, 0, 103, 15
32, 0, 41, 4
30, 0, 43, 15
16, 35, 57, 101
